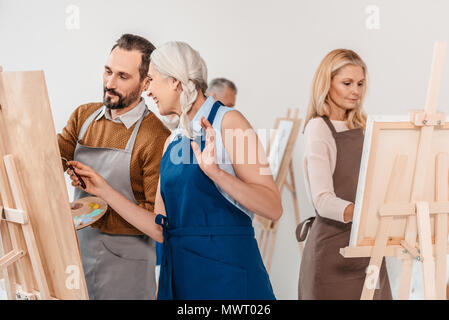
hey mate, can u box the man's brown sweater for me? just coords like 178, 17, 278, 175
58, 102, 170, 235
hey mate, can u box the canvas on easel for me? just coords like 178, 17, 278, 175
0, 68, 88, 300
253, 108, 302, 272
340, 42, 449, 300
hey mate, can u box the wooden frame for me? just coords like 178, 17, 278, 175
254, 109, 302, 272
268, 119, 294, 180
0, 68, 88, 300
349, 117, 449, 248
341, 42, 449, 300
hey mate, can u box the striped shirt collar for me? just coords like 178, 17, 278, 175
95, 99, 147, 129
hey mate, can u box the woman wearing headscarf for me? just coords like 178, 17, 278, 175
68, 41, 281, 300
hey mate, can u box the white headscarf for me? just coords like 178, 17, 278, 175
150, 41, 208, 139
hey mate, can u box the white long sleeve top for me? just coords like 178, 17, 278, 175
303, 117, 353, 223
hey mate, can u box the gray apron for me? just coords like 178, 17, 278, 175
74, 106, 156, 300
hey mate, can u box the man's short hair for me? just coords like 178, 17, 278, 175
206, 78, 237, 95
111, 34, 156, 80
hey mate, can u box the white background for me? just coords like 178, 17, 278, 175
1, 0, 449, 299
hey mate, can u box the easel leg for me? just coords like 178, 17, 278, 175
288, 162, 301, 226
266, 227, 277, 272
257, 229, 264, 248
361, 216, 392, 300
435, 153, 448, 299
262, 229, 270, 261
0, 167, 33, 295
399, 208, 418, 299
435, 213, 447, 299
0, 162, 22, 299
398, 259, 415, 299
416, 201, 436, 299
0, 219, 16, 300
4, 155, 50, 299
363, 155, 407, 300
288, 161, 303, 256
10, 224, 34, 292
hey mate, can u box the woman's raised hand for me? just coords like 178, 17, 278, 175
191, 117, 222, 180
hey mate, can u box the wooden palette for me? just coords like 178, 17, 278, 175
71, 197, 107, 230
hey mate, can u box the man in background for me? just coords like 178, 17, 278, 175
206, 77, 237, 107
160, 77, 238, 130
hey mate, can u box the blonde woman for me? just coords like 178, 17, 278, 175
68, 41, 281, 300
296, 49, 392, 299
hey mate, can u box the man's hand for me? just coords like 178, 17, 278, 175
67, 161, 113, 199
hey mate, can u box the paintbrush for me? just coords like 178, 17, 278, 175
61, 157, 86, 189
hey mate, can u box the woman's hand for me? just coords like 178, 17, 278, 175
343, 203, 355, 223
191, 117, 222, 180
67, 161, 113, 199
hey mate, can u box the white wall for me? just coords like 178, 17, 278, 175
1, 0, 449, 299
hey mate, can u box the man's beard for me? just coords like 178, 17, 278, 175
103, 85, 142, 110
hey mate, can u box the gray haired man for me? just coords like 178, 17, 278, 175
206, 78, 237, 107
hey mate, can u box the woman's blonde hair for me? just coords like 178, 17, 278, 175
304, 49, 368, 130
150, 41, 208, 139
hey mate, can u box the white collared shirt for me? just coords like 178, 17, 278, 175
303, 117, 352, 223
95, 99, 147, 129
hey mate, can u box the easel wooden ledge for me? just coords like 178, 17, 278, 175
340, 42, 449, 300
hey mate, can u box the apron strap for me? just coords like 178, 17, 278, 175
321, 116, 338, 138
200, 100, 224, 150
154, 214, 174, 299
296, 216, 315, 242
77, 107, 104, 142
125, 108, 149, 151
207, 100, 223, 125
77, 104, 149, 151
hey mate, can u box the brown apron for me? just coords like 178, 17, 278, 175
296, 116, 392, 300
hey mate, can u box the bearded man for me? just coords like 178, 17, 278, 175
58, 34, 170, 300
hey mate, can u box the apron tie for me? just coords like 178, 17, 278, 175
296, 216, 315, 242
155, 214, 174, 299
169, 226, 254, 237
155, 214, 255, 299
155, 213, 168, 229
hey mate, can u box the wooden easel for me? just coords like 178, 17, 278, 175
0, 67, 88, 300
254, 109, 302, 272
0, 65, 51, 300
341, 42, 449, 300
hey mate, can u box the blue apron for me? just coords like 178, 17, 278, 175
156, 101, 275, 300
